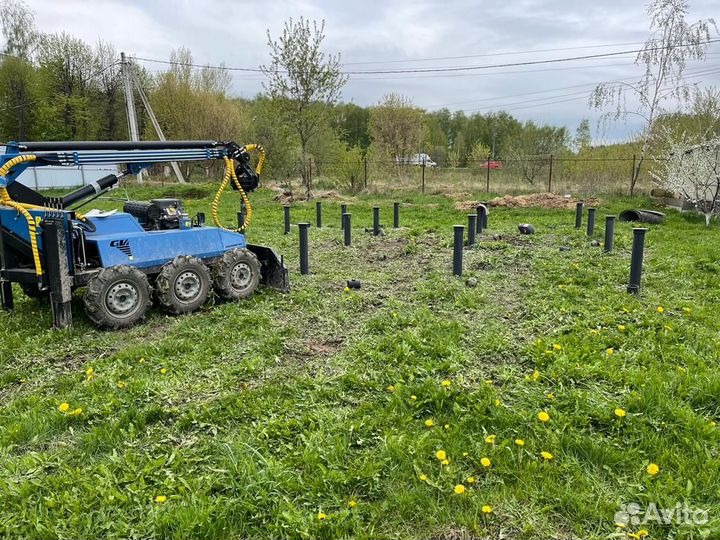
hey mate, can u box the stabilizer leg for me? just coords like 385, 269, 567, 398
42, 214, 73, 329
1, 280, 12, 310
0, 213, 13, 310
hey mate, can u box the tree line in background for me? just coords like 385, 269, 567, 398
0, 0, 718, 200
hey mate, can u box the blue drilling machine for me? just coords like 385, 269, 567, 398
0, 140, 288, 329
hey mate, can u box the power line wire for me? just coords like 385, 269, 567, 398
458, 69, 720, 113
343, 40, 720, 74
341, 41, 647, 65
129, 39, 720, 76
428, 64, 720, 108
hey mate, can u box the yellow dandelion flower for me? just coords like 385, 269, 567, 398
419, 474, 428, 481
444, 424, 450, 430
348, 500, 357, 508
453, 484, 465, 494
646, 463, 659, 476
547, 392, 555, 400
515, 439, 525, 446
482, 505, 492, 514
387, 385, 396, 392
682, 307, 691, 314
139, 357, 145, 363
410, 395, 417, 401
462, 452, 469, 457
425, 419, 434, 428
435, 450, 447, 461
614, 408, 626, 418
537, 411, 550, 423
441, 380, 451, 388
466, 476, 476, 484
441, 459, 450, 465
343, 286, 350, 293
494, 399, 501, 407
484, 379, 494, 385
117, 381, 125, 389
154, 495, 167, 503
553, 343, 562, 350
480, 457, 491, 468
606, 348, 614, 355
485, 434, 496, 444
628, 529, 649, 539
317, 512, 327, 520
58, 402, 70, 412
541, 451, 553, 460
68, 407, 83, 416
160, 368, 167, 375
656, 306, 664, 313
532, 370, 540, 381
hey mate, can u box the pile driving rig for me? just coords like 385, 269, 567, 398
0, 140, 288, 329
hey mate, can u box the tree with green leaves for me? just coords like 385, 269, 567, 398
591, 0, 717, 195
470, 141, 491, 167
261, 17, 347, 198
574, 119, 592, 151
369, 93, 425, 173
506, 121, 568, 185
0, 0, 39, 140
36, 32, 99, 139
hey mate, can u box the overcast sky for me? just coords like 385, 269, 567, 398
23, 0, 720, 142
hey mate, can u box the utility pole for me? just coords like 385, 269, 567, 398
121, 52, 143, 183
130, 66, 186, 183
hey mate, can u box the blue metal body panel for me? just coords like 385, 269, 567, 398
85, 213, 246, 269
0, 206, 75, 267
0, 206, 48, 248
0, 205, 247, 272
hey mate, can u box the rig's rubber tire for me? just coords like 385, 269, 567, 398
83, 265, 152, 329
213, 248, 261, 301
155, 256, 211, 314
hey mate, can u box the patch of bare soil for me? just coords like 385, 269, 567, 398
370, 236, 409, 261
284, 338, 344, 365
455, 193, 599, 210
271, 188, 347, 204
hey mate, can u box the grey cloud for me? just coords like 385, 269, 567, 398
23, 0, 720, 141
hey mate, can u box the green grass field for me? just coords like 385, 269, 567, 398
1, 185, 719, 539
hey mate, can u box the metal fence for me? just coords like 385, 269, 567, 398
12, 152, 658, 196
303, 154, 659, 196
15, 164, 120, 190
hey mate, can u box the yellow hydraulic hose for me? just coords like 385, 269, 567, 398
0, 154, 43, 276
211, 145, 264, 232
243, 144, 266, 175
1, 154, 93, 277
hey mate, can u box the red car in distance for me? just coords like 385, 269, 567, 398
478, 160, 503, 169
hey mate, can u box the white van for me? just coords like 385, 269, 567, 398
395, 153, 437, 167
